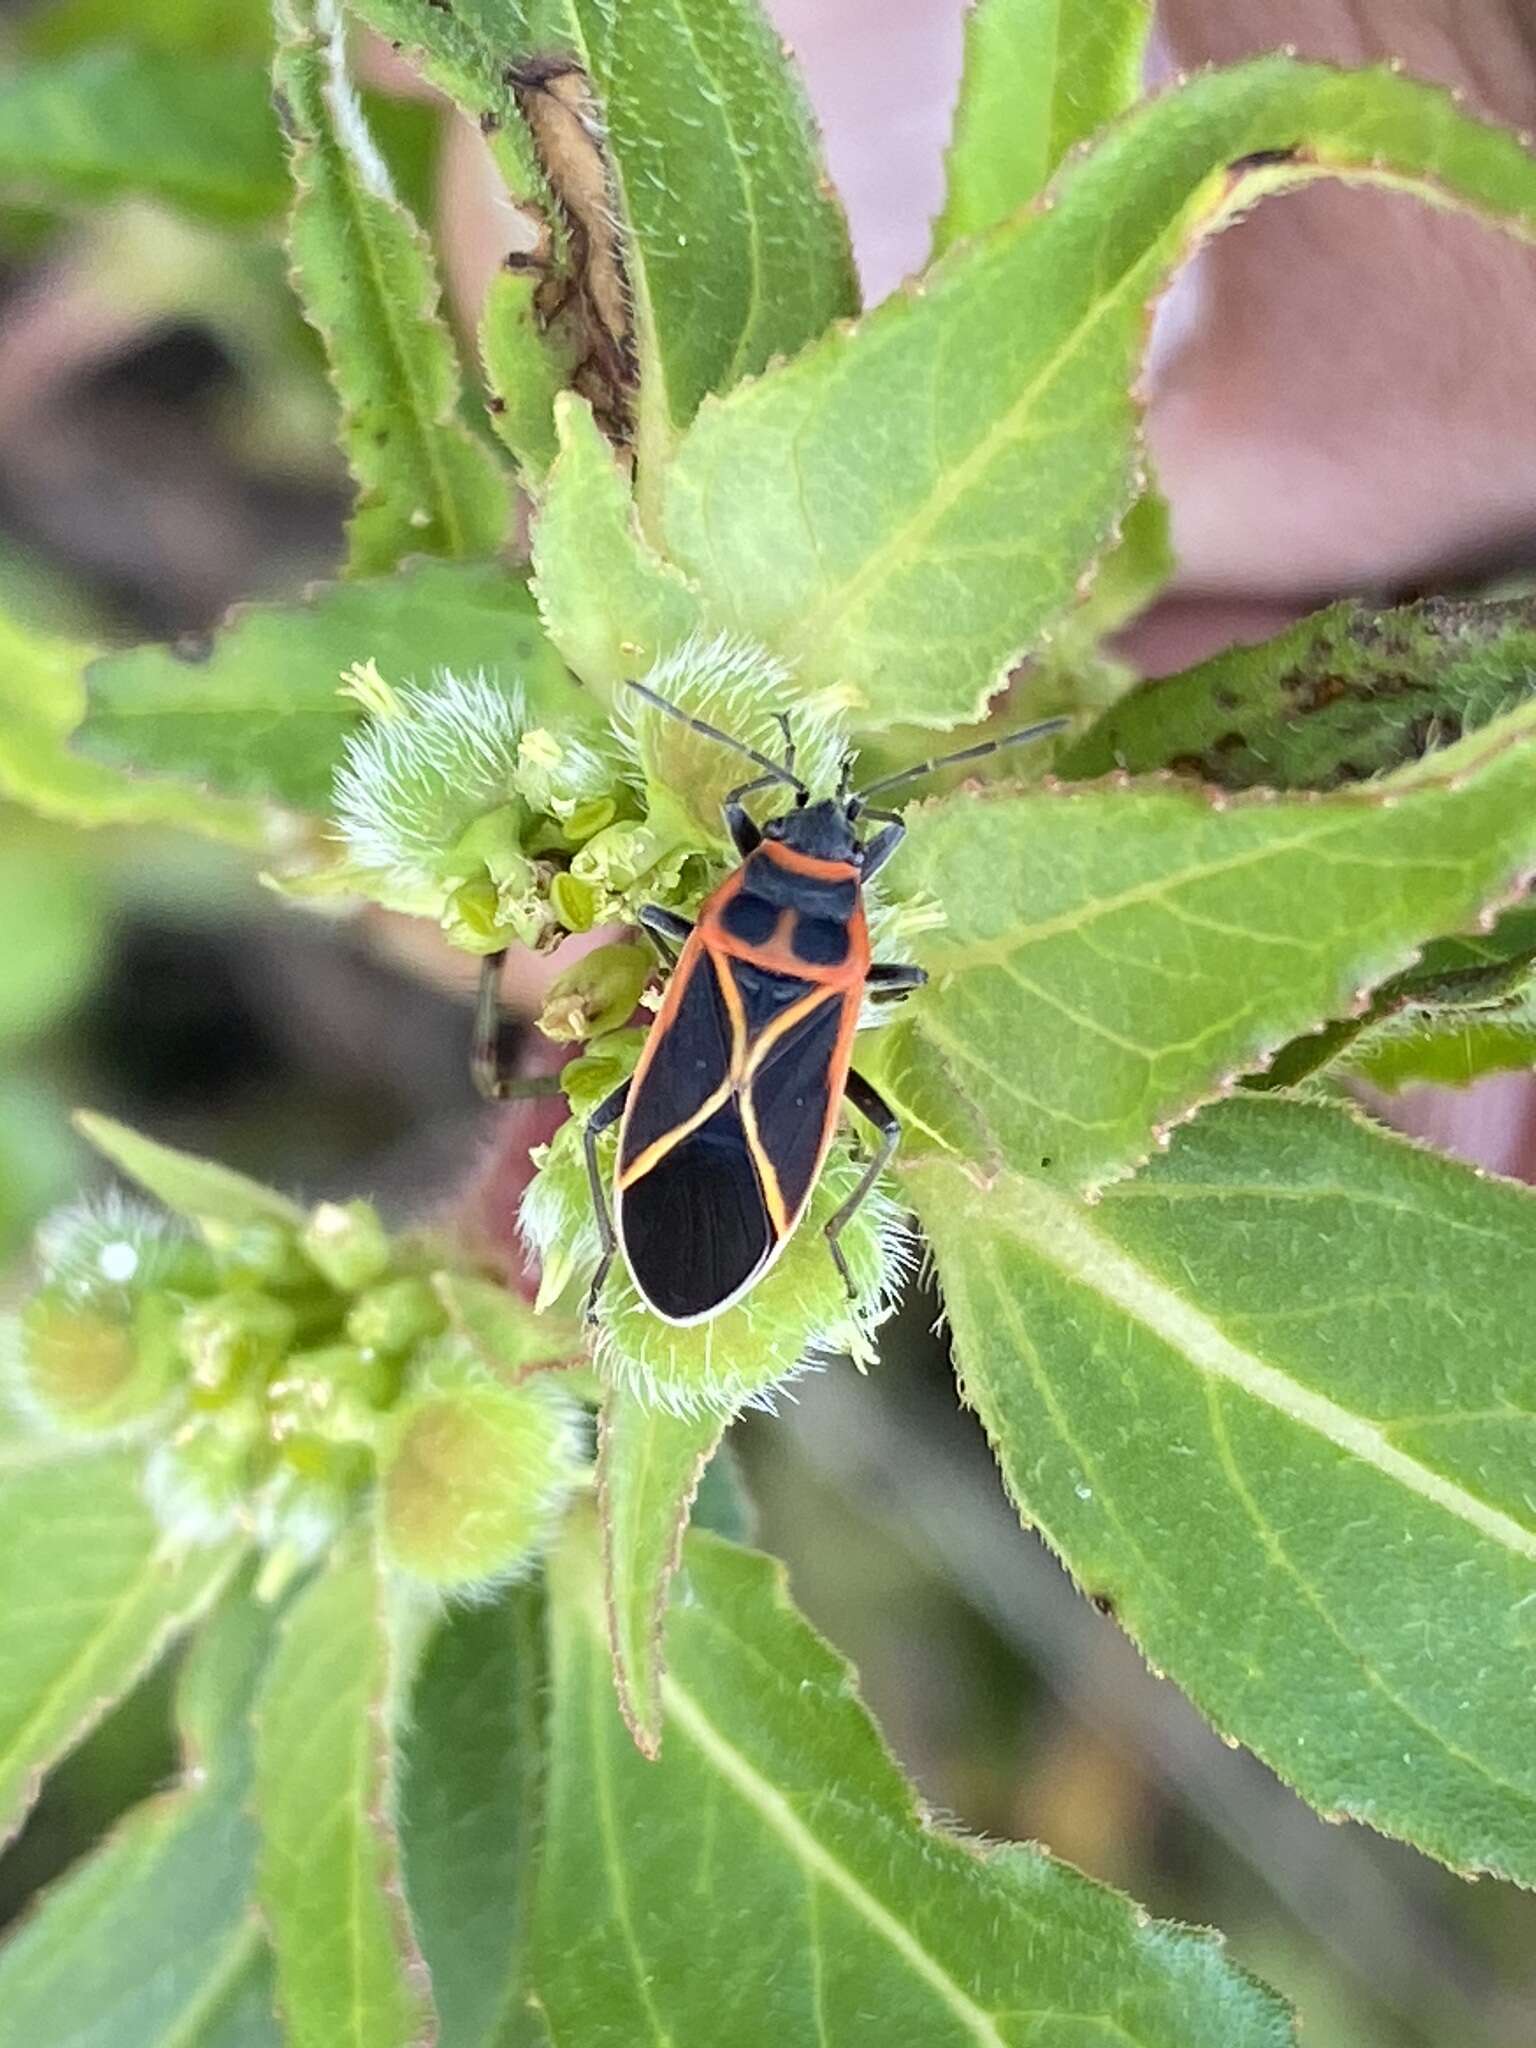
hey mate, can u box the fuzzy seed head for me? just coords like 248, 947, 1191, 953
333, 670, 529, 888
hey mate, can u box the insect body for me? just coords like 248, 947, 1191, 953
578, 686, 1064, 1326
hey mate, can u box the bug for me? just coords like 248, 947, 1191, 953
563, 684, 1066, 1326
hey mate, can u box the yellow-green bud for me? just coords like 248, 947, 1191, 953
537, 943, 651, 1043
558, 1030, 645, 1116
377, 1354, 582, 1589
267, 1344, 398, 1444
200, 1216, 313, 1292
441, 873, 509, 956
549, 871, 598, 934
570, 820, 665, 895
344, 1277, 445, 1356
178, 1291, 296, 1397
557, 794, 617, 845
443, 802, 528, 887
301, 1200, 391, 1293
17, 1286, 181, 1437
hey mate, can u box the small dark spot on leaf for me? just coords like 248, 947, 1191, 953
503, 249, 541, 274
1228, 145, 1301, 174
479, 109, 502, 134
1039, 1156, 1053, 1170
271, 88, 298, 141
1212, 730, 1247, 757
487, 394, 507, 415
1289, 671, 1351, 712
1213, 686, 1239, 710
1091, 1592, 1116, 1618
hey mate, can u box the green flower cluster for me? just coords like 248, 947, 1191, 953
10, 1188, 584, 1599
318, 633, 852, 979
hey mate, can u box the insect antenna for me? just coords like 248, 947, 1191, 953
626, 679, 807, 792
855, 716, 1070, 805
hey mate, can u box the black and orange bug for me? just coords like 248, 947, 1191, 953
566, 683, 1066, 1326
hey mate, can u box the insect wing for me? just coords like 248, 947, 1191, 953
616, 943, 775, 1323
744, 986, 855, 1228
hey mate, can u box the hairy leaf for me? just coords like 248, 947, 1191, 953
399, 1587, 545, 2048
0, 1578, 280, 2048
255, 1543, 431, 2048
911, 1094, 1536, 1883
1339, 988, 1536, 1094
876, 706, 1536, 1189
531, 393, 701, 698
75, 1112, 303, 1228
80, 561, 566, 815
480, 268, 570, 487
0, 50, 284, 223
596, 1390, 725, 1754
0, 1450, 239, 1846
531, 1520, 1292, 2046
345, 0, 857, 490
1063, 595, 1536, 789
663, 60, 1536, 730
274, 0, 510, 574
934, 0, 1151, 251
0, 610, 262, 839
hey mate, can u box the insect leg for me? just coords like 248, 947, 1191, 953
471, 951, 563, 1101
636, 903, 694, 968
582, 1077, 632, 1324
722, 770, 788, 856
856, 812, 905, 881
824, 1070, 903, 1302
866, 961, 927, 1005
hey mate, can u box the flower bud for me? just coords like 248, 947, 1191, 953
34, 1193, 212, 1299
549, 871, 598, 934
267, 1344, 398, 1445
16, 1286, 181, 1437
179, 1290, 296, 1398
200, 1215, 314, 1292
537, 944, 651, 1043
344, 1277, 446, 1356
377, 1345, 583, 1589
300, 1200, 391, 1293
440, 873, 508, 955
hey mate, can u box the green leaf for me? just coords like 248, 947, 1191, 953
433, 1272, 584, 1384
909, 1092, 1536, 1884
480, 268, 571, 487
663, 59, 1536, 731
0, 50, 285, 223
344, 0, 858, 475
80, 561, 566, 815
0, 1449, 240, 1847
596, 1389, 725, 1755
1338, 987, 1536, 1094
255, 1543, 432, 2048
1246, 902, 1536, 1092
531, 393, 702, 699
273, 0, 511, 575
934, 0, 1151, 251
1063, 594, 1536, 789
74, 1111, 304, 1229
399, 1587, 545, 2048
0, 1576, 280, 2048
20, 0, 273, 61
0, 609, 263, 839
531, 1519, 1292, 2046
877, 705, 1536, 1189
